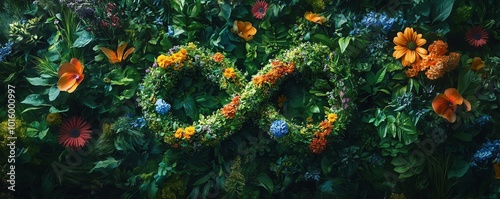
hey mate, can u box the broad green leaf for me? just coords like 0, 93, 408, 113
21, 94, 45, 106
219, 3, 232, 22
447, 158, 470, 179
26, 77, 51, 86
311, 34, 334, 49
256, 173, 274, 193
73, 29, 94, 48
90, 157, 120, 172
431, 0, 455, 23
39, 128, 49, 139
375, 68, 387, 84
48, 85, 60, 101
193, 172, 213, 186
49, 106, 69, 113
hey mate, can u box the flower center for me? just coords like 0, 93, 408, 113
406, 41, 417, 50
474, 33, 482, 40
69, 128, 81, 138
258, 7, 265, 13
75, 74, 81, 80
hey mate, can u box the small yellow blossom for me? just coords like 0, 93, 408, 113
327, 113, 338, 123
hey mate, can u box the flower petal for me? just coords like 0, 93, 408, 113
58, 73, 77, 91
432, 94, 450, 116
58, 62, 79, 77
405, 50, 416, 63
416, 37, 426, 46
463, 99, 471, 111
442, 107, 457, 123
444, 88, 464, 105
416, 47, 428, 56
70, 58, 84, 74
393, 49, 407, 59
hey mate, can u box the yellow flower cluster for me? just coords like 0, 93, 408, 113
223, 68, 236, 79
157, 48, 188, 70
174, 126, 196, 140
327, 113, 338, 123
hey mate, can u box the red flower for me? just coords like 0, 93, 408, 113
251, 0, 268, 19
432, 88, 471, 123
310, 137, 327, 154
58, 116, 92, 151
465, 26, 489, 47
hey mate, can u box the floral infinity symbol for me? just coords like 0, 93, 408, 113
139, 43, 354, 153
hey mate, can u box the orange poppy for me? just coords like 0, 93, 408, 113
99, 42, 135, 64
231, 20, 257, 41
58, 58, 84, 93
432, 88, 471, 123
304, 11, 326, 25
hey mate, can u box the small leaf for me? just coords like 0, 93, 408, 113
338, 37, 351, 54
374, 68, 387, 84
431, 0, 455, 23
90, 157, 120, 172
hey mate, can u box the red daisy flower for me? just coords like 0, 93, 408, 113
465, 26, 489, 47
251, 0, 268, 19
58, 116, 92, 151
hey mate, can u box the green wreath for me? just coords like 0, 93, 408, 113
140, 42, 354, 152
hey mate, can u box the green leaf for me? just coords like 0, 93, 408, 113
48, 85, 60, 101
309, 105, 320, 113
219, 3, 232, 22
193, 172, 213, 186
183, 96, 197, 120
311, 34, 334, 49
431, 0, 455, 23
374, 68, 387, 84
21, 94, 46, 106
90, 157, 120, 172
26, 77, 51, 86
73, 29, 94, 48
49, 106, 69, 113
39, 128, 49, 139
447, 158, 470, 179
338, 37, 351, 54
256, 173, 274, 193
21, 107, 44, 114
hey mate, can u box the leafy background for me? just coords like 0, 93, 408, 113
1, 0, 500, 198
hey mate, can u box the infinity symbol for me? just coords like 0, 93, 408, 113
139, 43, 354, 153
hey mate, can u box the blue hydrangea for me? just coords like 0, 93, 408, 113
270, 120, 288, 138
350, 11, 397, 36
166, 25, 175, 37
131, 117, 147, 129
0, 42, 14, 62
155, 99, 171, 115
471, 139, 500, 167
476, 115, 492, 127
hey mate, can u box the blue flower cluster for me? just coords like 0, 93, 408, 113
270, 120, 288, 138
476, 115, 492, 127
155, 99, 171, 115
350, 11, 398, 36
471, 139, 500, 167
0, 42, 14, 62
131, 117, 147, 129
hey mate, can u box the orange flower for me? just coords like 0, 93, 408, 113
310, 137, 327, 154
393, 27, 427, 66
494, 163, 500, 179
223, 68, 236, 79
58, 58, 85, 93
99, 42, 135, 64
277, 95, 286, 108
304, 11, 326, 25
157, 48, 188, 69
253, 75, 266, 86
231, 20, 257, 41
319, 120, 332, 136
221, 96, 240, 119
471, 57, 484, 71
213, 52, 224, 63
432, 88, 471, 123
